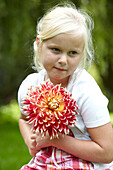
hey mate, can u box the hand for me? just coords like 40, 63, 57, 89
35, 132, 53, 150
27, 133, 39, 157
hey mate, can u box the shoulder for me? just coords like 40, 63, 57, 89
76, 69, 99, 89
72, 69, 110, 128
18, 69, 46, 107
20, 69, 46, 86
73, 69, 103, 96
76, 69, 109, 108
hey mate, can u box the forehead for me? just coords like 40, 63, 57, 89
43, 32, 85, 51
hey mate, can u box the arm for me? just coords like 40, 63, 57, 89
36, 122, 113, 163
19, 113, 39, 157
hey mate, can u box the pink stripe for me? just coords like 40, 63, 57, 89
20, 168, 35, 170
20, 147, 95, 170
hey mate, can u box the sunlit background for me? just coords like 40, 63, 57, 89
0, 0, 113, 169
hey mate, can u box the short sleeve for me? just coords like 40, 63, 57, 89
72, 70, 111, 128
18, 70, 45, 115
18, 76, 31, 115
80, 86, 110, 128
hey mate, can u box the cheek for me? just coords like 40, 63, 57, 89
42, 55, 56, 71
42, 51, 58, 66
69, 57, 81, 67
68, 57, 82, 72
42, 56, 53, 66
41, 51, 50, 64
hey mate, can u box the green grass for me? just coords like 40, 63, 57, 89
0, 100, 113, 170
0, 123, 32, 170
0, 100, 32, 170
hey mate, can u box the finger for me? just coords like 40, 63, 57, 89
29, 150, 36, 157
29, 147, 40, 157
35, 131, 42, 136
31, 134, 36, 139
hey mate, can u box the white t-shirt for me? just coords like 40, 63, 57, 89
18, 69, 113, 169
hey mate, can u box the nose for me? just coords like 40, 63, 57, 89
58, 53, 67, 65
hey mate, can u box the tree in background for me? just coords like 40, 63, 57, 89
0, 0, 113, 111
0, 0, 34, 103
0, 0, 80, 104
80, 0, 113, 110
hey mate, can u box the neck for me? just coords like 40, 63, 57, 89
44, 74, 69, 88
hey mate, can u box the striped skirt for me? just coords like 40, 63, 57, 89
20, 146, 95, 170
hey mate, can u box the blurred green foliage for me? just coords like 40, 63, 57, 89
81, 0, 113, 111
0, 0, 113, 111
0, 100, 20, 123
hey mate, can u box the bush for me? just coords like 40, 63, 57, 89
0, 100, 20, 123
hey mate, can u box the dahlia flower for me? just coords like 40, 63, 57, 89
22, 80, 78, 139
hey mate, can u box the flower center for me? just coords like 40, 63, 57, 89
48, 98, 59, 110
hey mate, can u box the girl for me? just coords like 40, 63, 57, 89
18, 2, 113, 170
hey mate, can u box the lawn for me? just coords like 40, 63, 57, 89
0, 100, 113, 170
0, 100, 32, 170
0, 123, 32, 170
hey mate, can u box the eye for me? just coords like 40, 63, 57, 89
69, 51, 78, 57
51, 48, 60, 53
49, 47, 61, 55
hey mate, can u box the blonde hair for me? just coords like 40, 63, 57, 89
34, 3, 94, 72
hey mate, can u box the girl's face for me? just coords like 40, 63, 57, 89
40, 32, 84, 87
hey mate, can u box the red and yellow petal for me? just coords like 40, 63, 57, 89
22, 80, 79, 139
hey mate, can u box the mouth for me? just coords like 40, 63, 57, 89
54, 67, 67, 71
